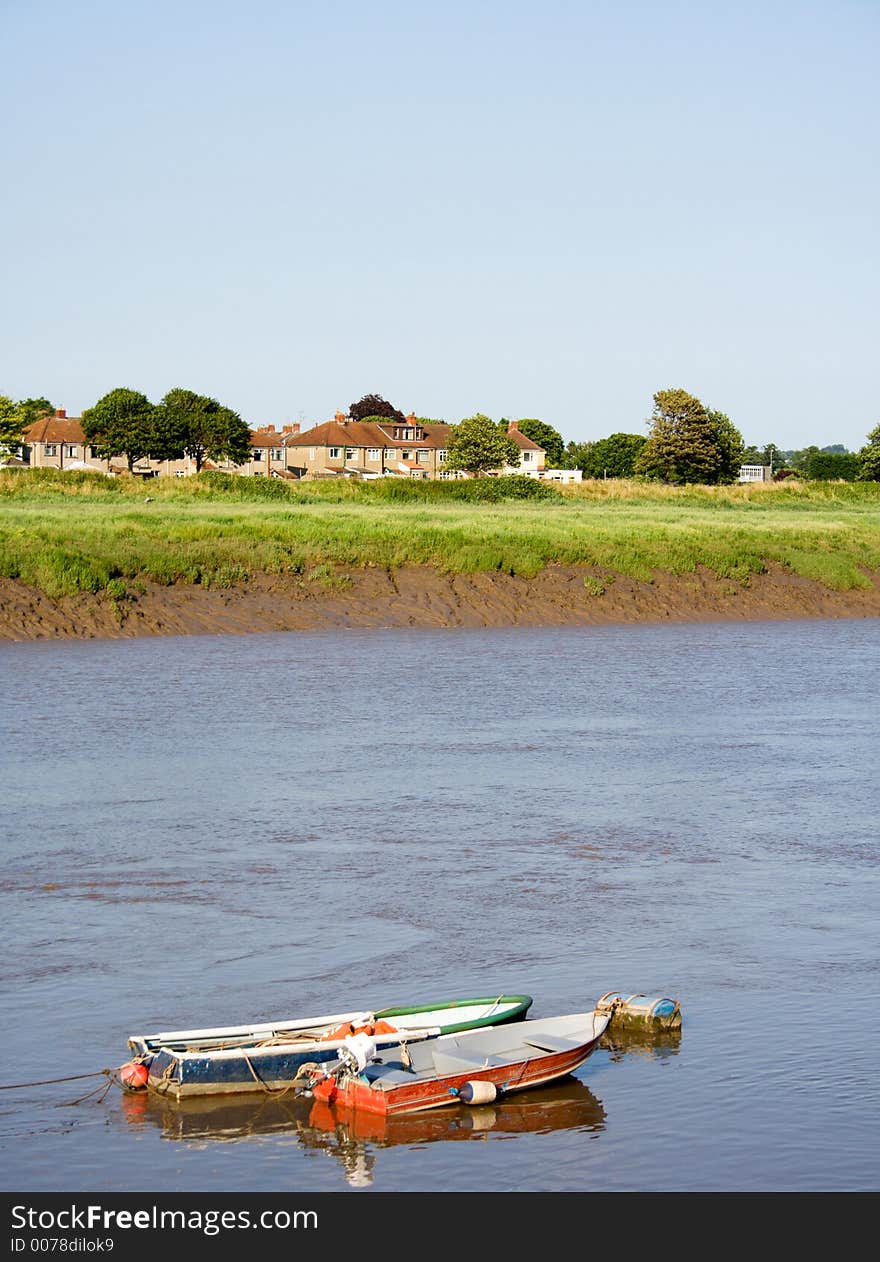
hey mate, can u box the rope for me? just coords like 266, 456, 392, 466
0, 1069, 113, 1091
241, 1054, 322, 1099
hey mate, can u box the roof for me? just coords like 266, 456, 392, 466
506, 429, 543, 452
24, 416, 86, 444
285, 418, 453, 450
284, 420, 389, 449
249, 429, 285, 448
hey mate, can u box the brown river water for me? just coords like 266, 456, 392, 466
1, 620, 878, 1191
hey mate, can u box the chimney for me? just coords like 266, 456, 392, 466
507, 420, 519, 433
55, 408, 66, 418
291, 422, 300, 434
406, 412, 417, 424
335, 411, 347, 425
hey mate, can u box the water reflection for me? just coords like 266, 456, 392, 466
121, 1079, 607, 1186
599, 1024, 683, 1062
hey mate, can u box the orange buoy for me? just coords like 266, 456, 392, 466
119, 1061, 149, 1091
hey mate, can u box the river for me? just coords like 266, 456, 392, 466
1, 619, 878, 1191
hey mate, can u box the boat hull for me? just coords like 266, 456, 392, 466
313, 1013, 609, 1116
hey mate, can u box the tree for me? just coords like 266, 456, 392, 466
742, 442, 784, 470
503, 419, 565, 468
786, 445, 818, 473
858, 423, 880, 481
708, 410, 745, 484
561, 440, 595, 471
0, 396, 53, 458
573, 432, 647, 479
445, 414, 520, 476
635, 388, 744, 484
804, 450, 860, 481
0, 396, 22, 458
349, 394, 406, 424
154, 388, 251, 471
82, 388, 155, 472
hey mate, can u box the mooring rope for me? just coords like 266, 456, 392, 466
0, 1069, 114, 1091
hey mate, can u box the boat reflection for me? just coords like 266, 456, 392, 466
599, 1023, 682, 1062
121, 1077, 607, 1186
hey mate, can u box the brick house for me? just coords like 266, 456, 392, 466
230, 425, 301, 477
23, 410, 105, 471
283, 412, 545, 480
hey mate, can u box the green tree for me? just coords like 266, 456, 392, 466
804, 450, 860, 481
0, 396, 53, 458
0, 396, 23, 458
741, 443, 784, 471
445, 414, 520, 476
858, 423, 880, 481
708, 410, 745, 484
635, 389, 743, 484
17, 398, 54, 428
82, 388, 155, 472
786, 445, 817, 472
561, 440, 595, 472
505, 418, 565, 468
577, 432, 648, 479
154, 388, 250, 471
349, 394, 406, 424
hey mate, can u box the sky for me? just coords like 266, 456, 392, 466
1, 0, 877, 450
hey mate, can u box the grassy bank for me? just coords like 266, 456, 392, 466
1, 469, 879, 600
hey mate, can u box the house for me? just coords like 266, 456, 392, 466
283, 413, 454, 480
23, 410, 104, 471
283, 413, 547, 480
501, 421, 545, 478
237, 425, 301, 476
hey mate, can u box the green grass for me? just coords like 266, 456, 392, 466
1, 470, 879, 600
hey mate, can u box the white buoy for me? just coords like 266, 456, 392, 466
458, 1080, 498, 1105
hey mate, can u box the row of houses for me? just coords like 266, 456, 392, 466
15, 409, 583, 482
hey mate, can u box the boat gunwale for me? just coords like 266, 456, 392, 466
130, 994, 533, 1056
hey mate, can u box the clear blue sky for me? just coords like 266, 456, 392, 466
2, 0, 877, 450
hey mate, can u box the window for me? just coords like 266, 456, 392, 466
522, 451, 533, 462
90, 447, 99, 458
438, 450, 446, 463
367, 448, 381, 460
394, 428, 402, 439
345, 447, 358, 461
309, 448, 315, 459
271, 448, 283, 461
65, 445, 77, 457
401, 450, 411, 460
417, 449, 429, 463
328, 447, 341, 459
251, 449, 264, 460
45, 444, 57, 456
385, 448, 397, 460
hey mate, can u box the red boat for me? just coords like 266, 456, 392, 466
311, 1011, 610, 1116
